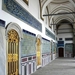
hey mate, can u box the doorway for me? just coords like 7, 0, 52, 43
58, 48, 64, 57
36, 38, 41, 67
7, 29, 19, 75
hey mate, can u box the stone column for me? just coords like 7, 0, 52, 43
73, 23, 75, 57
73, 33, 75, 57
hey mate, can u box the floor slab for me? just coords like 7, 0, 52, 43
31, 58, 75, 75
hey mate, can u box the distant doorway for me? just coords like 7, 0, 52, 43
58, 48, 64, 57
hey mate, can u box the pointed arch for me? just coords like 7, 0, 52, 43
5, 22, 22, 40
42, 0, 53, 16
6, 22, 22, 75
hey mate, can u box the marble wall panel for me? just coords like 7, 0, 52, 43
0, 27, 5, 75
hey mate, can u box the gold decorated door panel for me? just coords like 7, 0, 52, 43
36, 38, 41, 66
7, 29, 19, 75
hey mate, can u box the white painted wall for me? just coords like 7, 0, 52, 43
57, 24, 73, 42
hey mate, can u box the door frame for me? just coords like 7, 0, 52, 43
36, 34, 42, 69
58, 47, 64, 57
7, 29, 19, 75
6, 22, 22, 75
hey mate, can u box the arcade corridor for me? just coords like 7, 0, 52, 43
31, 58, 75, 75
1, 0, 75, 75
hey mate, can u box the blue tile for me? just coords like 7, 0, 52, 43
23, 29, 36, 36
46, 28, 55, 40
3, 0, 42, 32
42, 37, 50, 42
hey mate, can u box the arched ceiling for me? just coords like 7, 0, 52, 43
40, 0, 75, 29
51, 0, 69, 4
56, 19, 73, 29
39, 0, 75, 36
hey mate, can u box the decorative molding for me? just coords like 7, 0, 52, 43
23, 29, 36, 36
5, 22, 23, 40
46, 28, 55, 40
0, 19, 5, 27
39, 0, 44, 21
3, 0, 42, 32
42, 37, 50, 42
46, 6, 50, 26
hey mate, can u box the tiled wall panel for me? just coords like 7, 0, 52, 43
46, 28, 55, 40
42, 38, 50, 54
65, 43, 73, 57
21, 29, 36, 57
3, 0, 42, 32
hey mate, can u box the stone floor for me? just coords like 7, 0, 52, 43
31, 58, 75, 75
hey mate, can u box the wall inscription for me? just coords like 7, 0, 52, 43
3, 0, 42, 32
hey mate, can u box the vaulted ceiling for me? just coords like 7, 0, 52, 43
40, 0, 75, 33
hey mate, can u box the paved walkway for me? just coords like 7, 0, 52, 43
31, 58, 75, 75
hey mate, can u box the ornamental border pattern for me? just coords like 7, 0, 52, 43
2, 0, 42, 32
23, 29, 36, 36
42, 37, 50, 42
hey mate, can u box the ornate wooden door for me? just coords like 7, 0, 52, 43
7, 29, 19, 75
